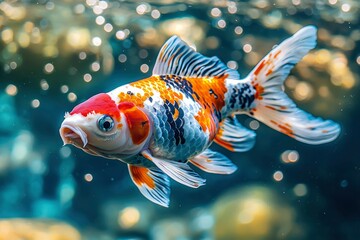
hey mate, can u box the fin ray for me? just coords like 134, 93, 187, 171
190, 149, 237, 174
153, 36, 240, 79
141, 150, 206, 188
214, 116, 256, 152
128, 164, 170, 207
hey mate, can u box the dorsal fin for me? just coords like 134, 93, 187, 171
153, 36, 240, 79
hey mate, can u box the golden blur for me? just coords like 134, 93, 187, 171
302, 49, 356, 89
0, 219, 81, 240
118, 207, 141, 229
213, 185, 297, 240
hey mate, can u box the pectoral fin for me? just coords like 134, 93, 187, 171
141, 150, 206, 188
190, 149, 237, 174
214, 116, 256, 152
128, 164, 170, 207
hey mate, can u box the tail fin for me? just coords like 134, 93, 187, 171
247, 26, 340, 144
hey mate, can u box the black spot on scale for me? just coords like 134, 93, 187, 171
229, 88, 239, 109
164, 99, 186, 146
148, 96, 153, 102
229, 84, 255, 110
160, 75, 197, 102
127, 91, 134, 95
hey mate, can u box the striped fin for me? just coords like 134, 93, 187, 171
214, 116, 256, 152
247, 26, 340, 144
128, 164, 170, 207
141, 150, 206, 188
153, 36, 240, 79
190, 149, 237, 174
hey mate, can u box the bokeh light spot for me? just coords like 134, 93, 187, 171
118, 207, 140, 229
118, 54, 127, 63
40, 80, 49, 90
61, 85, 69, 94
67, 92, 77, 102
5, 84, 18, 96
243, 44, 252, 53
92, 37, 102, 46
227, 60, 238, 70
140, 64, 149, 73
95, 16, 105, 25
151, 9, 161, 19
293, 184, 307, 197
83, 73, 92, 82
211, 8, 221, 17
273, 171, 283, 182
234, 26, 243, 35
91, 62, 100, 72
249, 120, 259, 130
44, 63, 54, 74
217, 19, 226, 28
31, 99, 40, 108
84, 173, 93, 182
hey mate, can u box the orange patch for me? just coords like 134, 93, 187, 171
118, 102, 150, 145
253, 83, 265, 100
274, 50, 282, 59
190, 159, 203, 169
194, 109, 217, 139
173, 108, 179, 120
188, 75, 227, 113
265, 105, 287, 111
214, 128, 235, 151
270, 120, 294, 137
254, 51, 280, 77
129, 165, 155, 189
265, 105, 277, 111
265, 69, 273, 76
119, 76, 184, 107
186, 75, 228, 139
254, 60, 266, 76
214, 137, 235, 152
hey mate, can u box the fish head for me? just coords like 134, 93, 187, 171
59, 93, 151, 158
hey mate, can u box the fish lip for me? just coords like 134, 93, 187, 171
60, 123, 88, 148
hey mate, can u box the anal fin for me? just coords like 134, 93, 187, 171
141, 150, 206, 188
214, 116, 256, 152
128, 164, 170, 207
190, 149, 237, 174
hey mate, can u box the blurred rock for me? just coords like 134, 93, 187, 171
212, 185, 300, 240
101, 200, 156, 234
0, 219, 81, 240
150, 218, 188, 240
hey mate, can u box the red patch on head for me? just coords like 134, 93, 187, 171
70, 93, 120, 121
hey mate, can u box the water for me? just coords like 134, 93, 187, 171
0, 0, 359, 239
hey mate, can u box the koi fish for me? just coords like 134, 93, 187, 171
60, 26, 340, 207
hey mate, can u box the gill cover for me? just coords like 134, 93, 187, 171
118, 102, 150, 145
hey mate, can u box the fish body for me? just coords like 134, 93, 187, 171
107, 75, 253, 163
60, 26, 340, 207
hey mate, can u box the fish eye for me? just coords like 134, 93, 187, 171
98, 115, 114, 132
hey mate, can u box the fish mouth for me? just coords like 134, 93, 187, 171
60, 124, 88, 148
